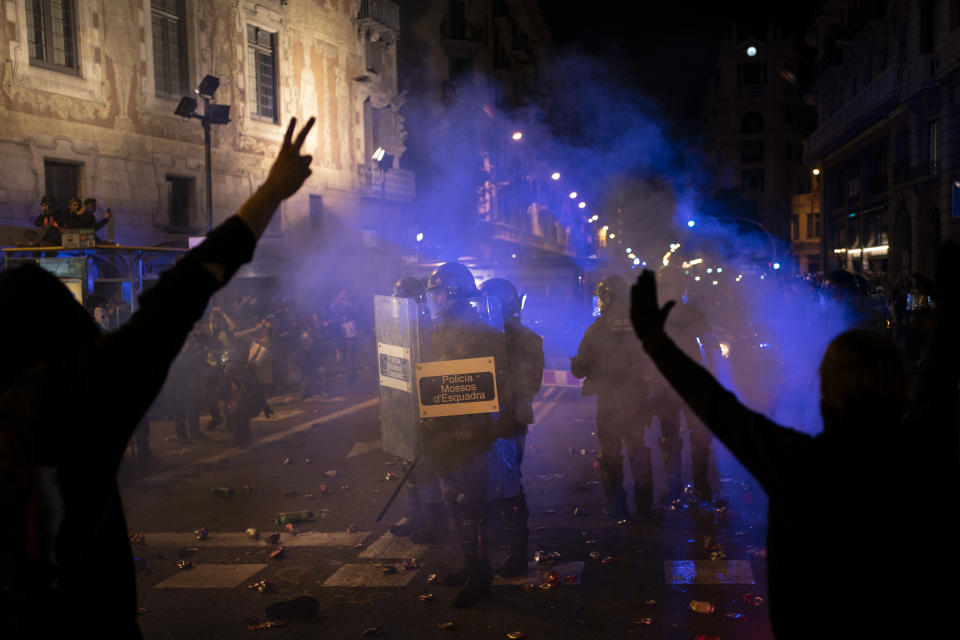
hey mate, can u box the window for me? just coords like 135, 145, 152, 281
740, 140, 764, 164
151, 0, 188, 98
309, 195, 323, 230
167, 176, 194, 228
26, 0, 78, 73
44, 160, 80, 210
738, 61, 766, 86
920, 0, 935, 53
929, 121, 939, 173
741, 112, 765, 134
952, 0, 960, 32
741, 168, 764, 193
806, 213, 821, 240
247, 25, 278, 123
791, 215, 800, 241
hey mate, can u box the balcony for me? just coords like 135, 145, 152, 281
357, 163, 416, 202
490, 221, 574, 257
356, 0, 399, 34
808, 65, 903, 157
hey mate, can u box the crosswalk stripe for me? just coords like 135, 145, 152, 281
357, 532, 427, 559
154, 563, 268, 589
136, 531, 372, 547
321, 562, 421, 587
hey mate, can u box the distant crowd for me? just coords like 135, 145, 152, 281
131, 285, 374, 459
24, 193, 113, 247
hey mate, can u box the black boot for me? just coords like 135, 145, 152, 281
450, 515, 492, 607
494, 494, 529, 578
604, 490, 630, 520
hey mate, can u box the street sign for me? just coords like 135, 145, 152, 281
416, 356, 499, 418
378, 342, 411, 392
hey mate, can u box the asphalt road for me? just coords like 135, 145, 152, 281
120, 378, 774, 639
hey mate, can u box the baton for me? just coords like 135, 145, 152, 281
375, 450, 422, 523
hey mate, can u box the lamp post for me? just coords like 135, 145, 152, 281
175, 75, 230, 231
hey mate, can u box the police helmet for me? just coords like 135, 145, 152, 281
393, 276, 425, 303
479, 278, 521, 319
594, 275, 629, 313
426, 262, 480, 300
820, 270, 860, 299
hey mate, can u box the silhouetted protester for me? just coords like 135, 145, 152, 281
166, 330, 210, 443
655, 301, 719, 505
30, 194, 64, 246
479, 278, 543, 577
65, 197, 112, 232
629, 243, 960, 640
571, 275, 657, 520
423, 262, 510, 607
388, 276, 448, 543
219, 348, 265, 448
0, 117, 316, 637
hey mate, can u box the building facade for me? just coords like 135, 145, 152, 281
1, 0, 412, 286
398, 0, 585, 300
705, 28, 817, 253
806, 0, 960, 280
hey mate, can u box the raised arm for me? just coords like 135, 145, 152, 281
630, 270, 812, 490
77, 117, 315, 466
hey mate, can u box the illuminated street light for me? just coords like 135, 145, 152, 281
569, 191, 578, 199
633, 258, 641, 265
372, 147, 386, 162
628, 253, 636, 259
416, 232, 424, 242
609, 233, 615, 238
551, 172, 561, 180
812, 168, 821, 176
746, 45, 757, 57
512, 131, 523, 141
578, 201, 587, 209
626, 248, 632, 253
687, 220, 696, 228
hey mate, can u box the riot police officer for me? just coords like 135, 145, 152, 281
422, 262, 510, 607
479, 278, 544, 577
388, 277, 448, 543
571, 275, 656, 520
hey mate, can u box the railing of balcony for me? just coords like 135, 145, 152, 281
357, 163, 416, 201
357, 0, 399, 33
809, 65, 902, 155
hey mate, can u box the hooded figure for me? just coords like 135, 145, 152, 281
0, 115, 316, 637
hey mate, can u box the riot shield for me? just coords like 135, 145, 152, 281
375, 294, 426, 461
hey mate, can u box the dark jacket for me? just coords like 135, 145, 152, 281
420, 306, 511, 476
571, 313, 656, 432
65, 211, 109, 231
640, 325, 958, 639
0, 216, 255, 637
504, 320, 544, 427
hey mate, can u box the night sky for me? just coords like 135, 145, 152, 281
540, 1, 825, 135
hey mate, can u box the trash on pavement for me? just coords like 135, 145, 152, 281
248, 578, 274, 593
437, 621, 454, 629
632, 617, 653, 625
276, 511, 313, 525
211, 487, 234, 497
744, 593, 765, 606
689, 600, 715, 614
324, 470, 337, 477
269, 546, 285, 559
418, 593, 434, 602
346, 523, 359, 533
361, 625, 385, 636
129, 533, 145, 545
264, 532, 281, 545
403, 558, 420, 570
194, 528, 209, 540
176, 559, 193, 570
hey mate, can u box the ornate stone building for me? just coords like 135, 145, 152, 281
806, 0, 960, 279
705, 28, 817, 253
0, 0, 412, 285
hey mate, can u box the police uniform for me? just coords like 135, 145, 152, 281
656, 302, 717, 504
422, 263, 510, 607
479, 278, 543, 577
571, 276, 657, 519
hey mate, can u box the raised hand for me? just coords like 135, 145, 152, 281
630, 270, 675, 340
264, 117, 316, 200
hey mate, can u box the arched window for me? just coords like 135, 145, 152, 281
741, 111, 765, 134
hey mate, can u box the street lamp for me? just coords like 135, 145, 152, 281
175, 74, 230, 231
